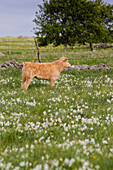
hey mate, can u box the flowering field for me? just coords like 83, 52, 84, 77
0, 68, 113, 169
0, 48, 113, 169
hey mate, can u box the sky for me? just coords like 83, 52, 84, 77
0, 0, 112, 37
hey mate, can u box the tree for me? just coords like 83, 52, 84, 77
34, 0, 113, 52
101, 3, 113, 43
78, 0, 113, 50
33, 0, 87, 52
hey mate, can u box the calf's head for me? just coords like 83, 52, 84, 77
61, 57, 71, 69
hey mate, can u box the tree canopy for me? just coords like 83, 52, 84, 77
78, 0, 113, 50
33, 0, 113, 51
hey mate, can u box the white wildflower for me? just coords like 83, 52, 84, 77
20, 147, 24, 152
110, 148, 113, 153
44, 163, 49, 170
111, 115, 113, 122
107, 107, 111, 112
20, 162, 25, 167
95, 165, 100, 169
33, 164, 42, 170
6, 163, 12, 170
102, 140, 108, 144
51, 159, 59, 166
64, 158, 70, 164
69, 158, 75, 167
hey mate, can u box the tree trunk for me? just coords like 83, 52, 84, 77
64, 44, 67, 53
34, 38, 41, 63
90, 43, 94, 51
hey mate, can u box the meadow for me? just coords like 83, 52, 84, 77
0, 38, 113, 169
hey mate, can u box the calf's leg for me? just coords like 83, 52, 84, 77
50, 79, 55, 87
23, 78, 32, 90
21, 68, 26, 88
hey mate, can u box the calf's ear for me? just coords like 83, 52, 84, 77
62, 58, 68, 62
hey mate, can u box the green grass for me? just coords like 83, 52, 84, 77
0, 38, 113, 169
0, 68, 113, 169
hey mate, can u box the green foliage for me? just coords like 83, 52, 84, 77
34, 0, 113, 51
78, 0, 113, 46
34, 0, 87, 48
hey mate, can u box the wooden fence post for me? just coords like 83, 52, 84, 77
8, 45, 11, 54
34, 38, 41, 63
32, 44, 34, 53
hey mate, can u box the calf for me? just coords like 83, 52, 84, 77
21, 57, 71, 90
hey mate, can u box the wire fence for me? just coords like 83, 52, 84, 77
0, 39, 36, 54
0, 39, 91, 55
0, 39, 113, 64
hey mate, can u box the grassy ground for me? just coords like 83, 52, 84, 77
0, 38, 113, 169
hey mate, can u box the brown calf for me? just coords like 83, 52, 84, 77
21, 57, 71, 90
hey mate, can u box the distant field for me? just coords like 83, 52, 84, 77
0, 36, 89, 55
0, 36, 35, 55
0, 37, 113, 169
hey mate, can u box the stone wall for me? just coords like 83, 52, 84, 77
0, 59, 112, 71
